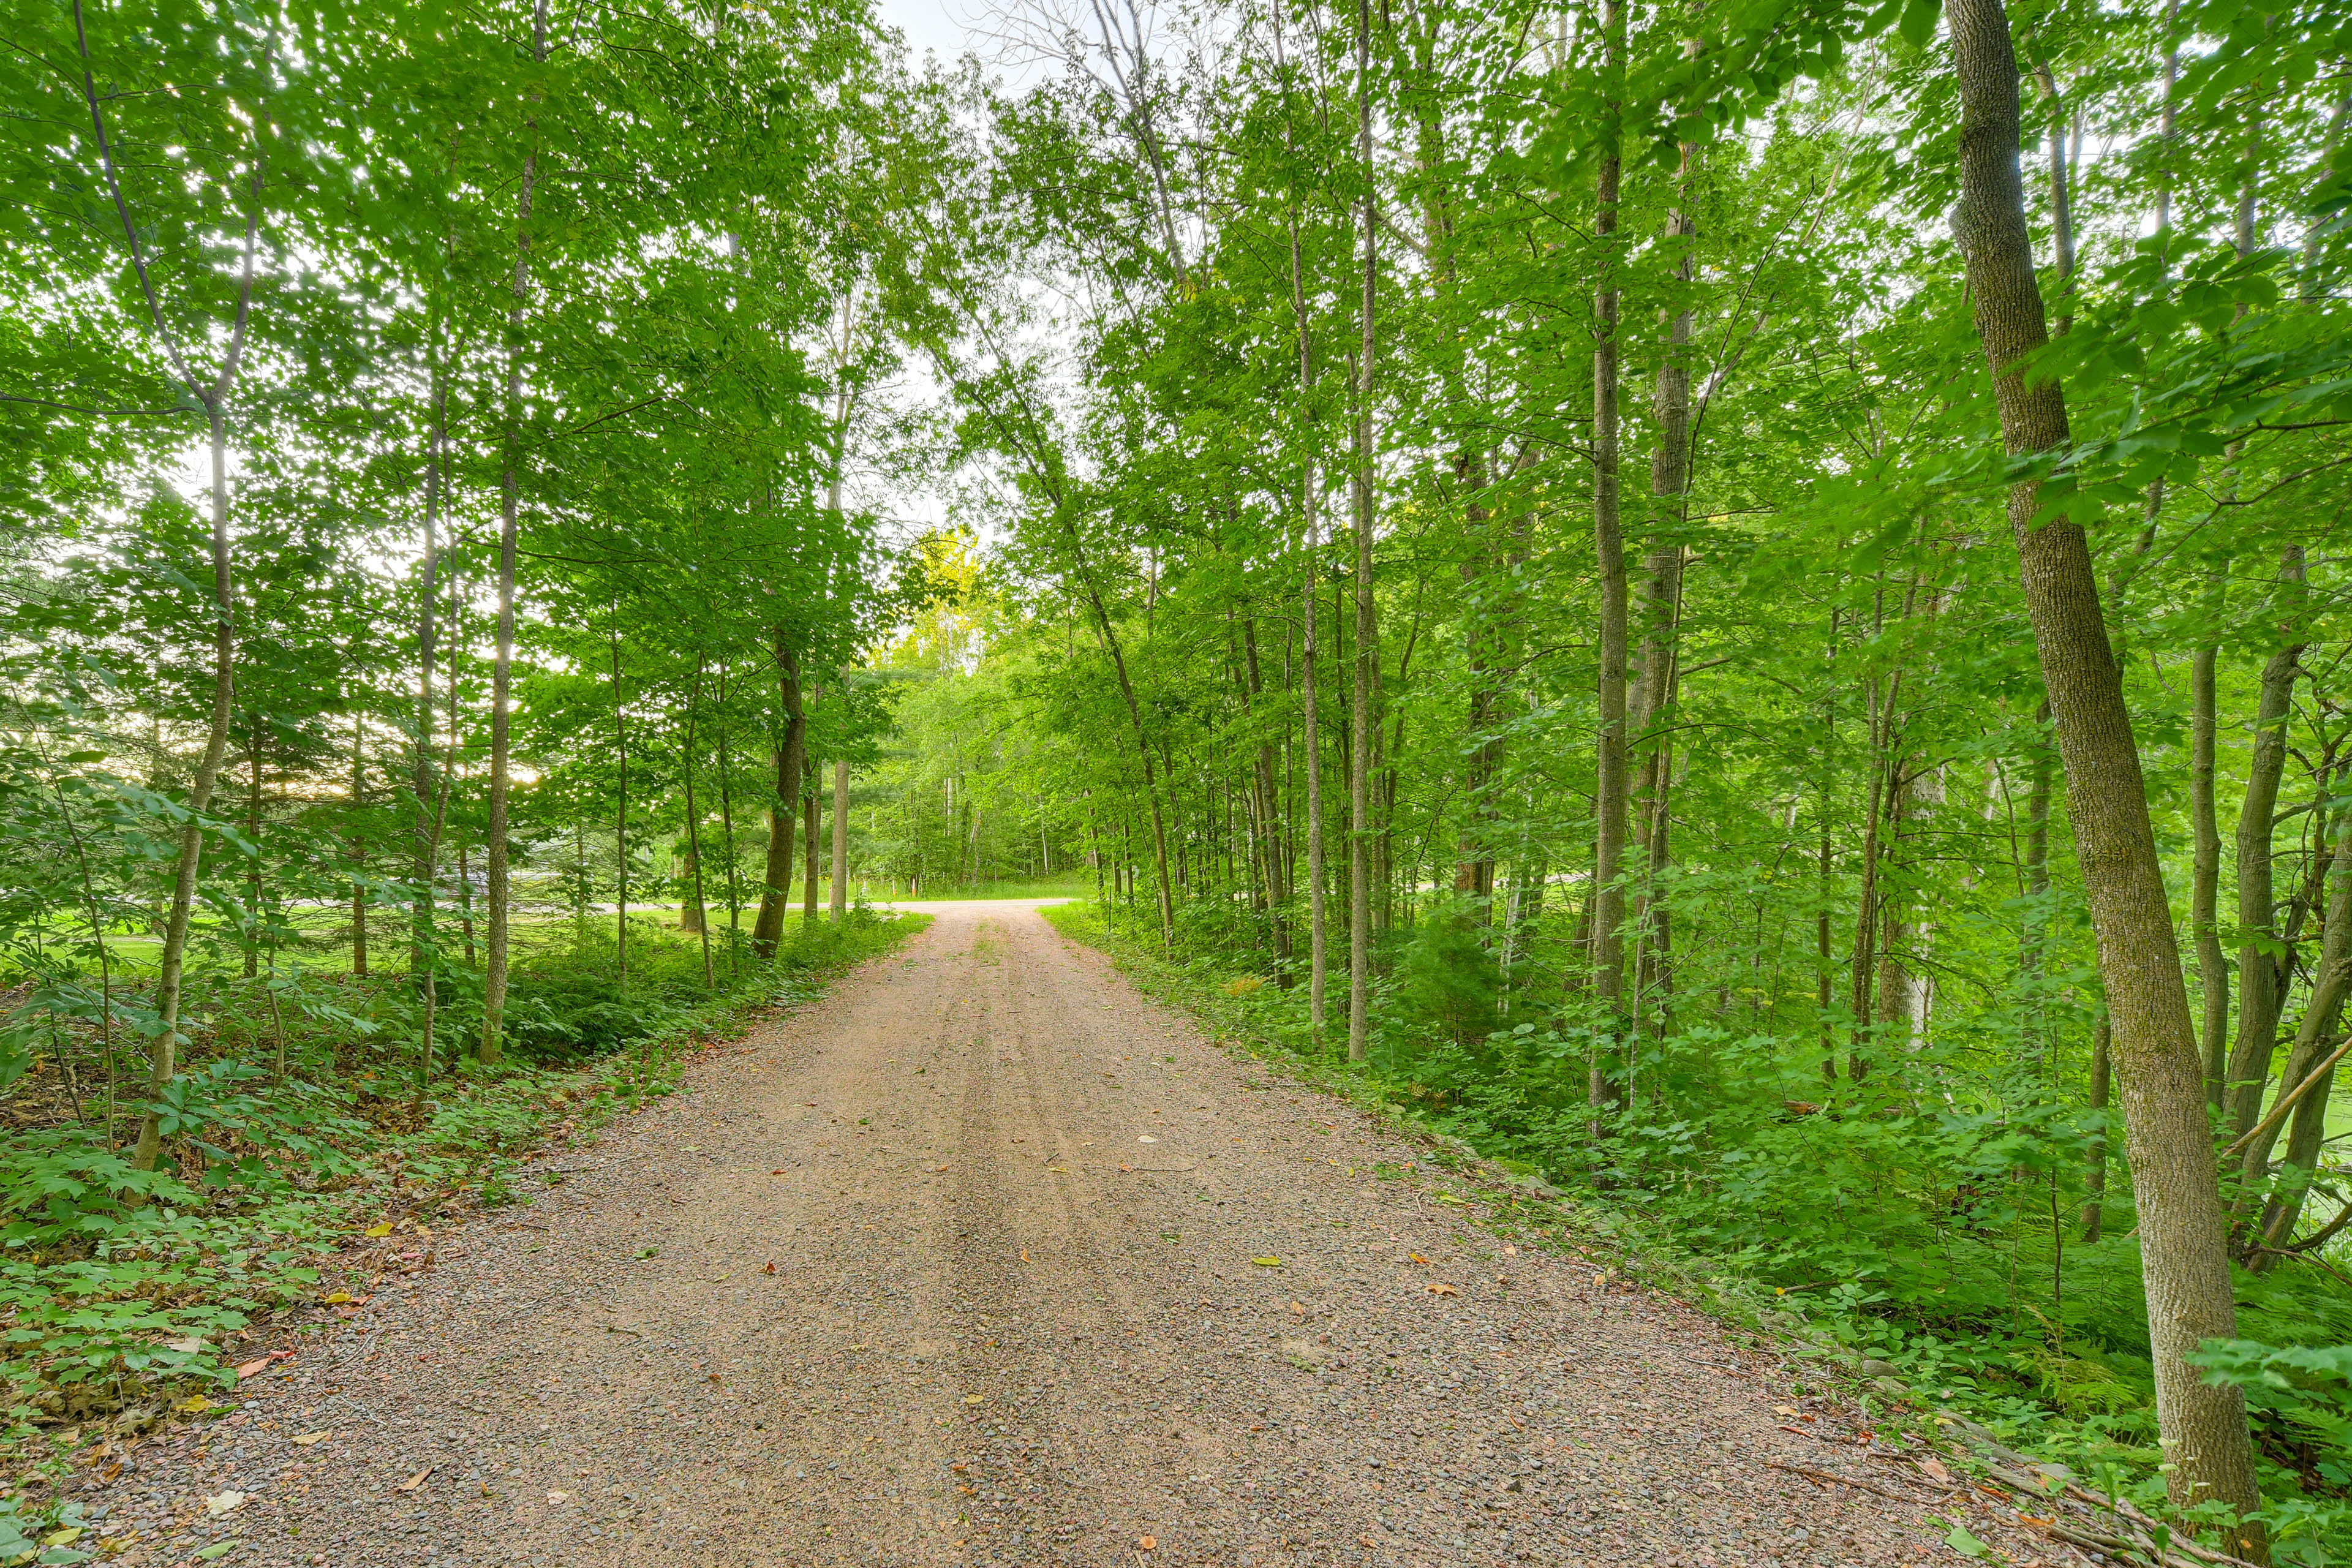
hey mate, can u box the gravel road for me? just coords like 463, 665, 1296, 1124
72, 902, 2064, 1567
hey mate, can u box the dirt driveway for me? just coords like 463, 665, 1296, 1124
81, 902, 2054, 1567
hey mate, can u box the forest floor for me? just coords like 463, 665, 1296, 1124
69, 902, 2065, 1568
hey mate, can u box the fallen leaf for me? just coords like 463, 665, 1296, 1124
43, 1526, 82, 1548
1020, 1248, 1031, 1263
291, 1431, 331, 1446
547, 1490, 570, 1504
1918, 1457, 1953, 1484
1502, 1243, 1518, 1256
364, 1221, 393, 1238
1409, 1253, 1430, 1265
165, 1336, 204, 1354
763, 1262, 777, 1275
965, 1395, 984, 1405
936, 1164, 951, 1172
175, 1395, 214, 1414
233, 1357, 270, 1380
1427, 1282, 1458, 1296
1251, 1257, 1282, 1267
1137, 1536, 1157, 1551
1289, 1302, 1305, 1315
769, 1169, 786, 1177
1137, 1136, 1158, 1144
320, 1291, 354, 1305
194, 1541, 240, 1561
202, 1490, 248, 1517
396, 1467, 431, 1492
1359, 1534, 1378, 1548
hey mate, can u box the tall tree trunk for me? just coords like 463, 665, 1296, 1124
136, 402, 238, 1171
349, 714, 368, 978
750, 637, 807, 958
1588, 0, 1629, 1114
612, 626, 630, 984
76, 5, 260, 1169
717, 665, 742, 968
2225, 551, 2307, 1136
831, 758, 850, 922
1244, 616, 1292, 973
2083, 1012, 2111, 1241
242, 724, 263, 979
683, 664, 714, 988
1282, 116, 1330, 1039
1946, 0, 2263, 1536
1346, 0, 1379, 1065
480, 0, 547, 1068
412, 374, 445, 1073
2192, 572, 2230, 1105
1631, 110, 1698, 1039
803, 758, 821, 922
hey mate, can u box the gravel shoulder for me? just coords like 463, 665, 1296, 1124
69, 902, 2062, 1568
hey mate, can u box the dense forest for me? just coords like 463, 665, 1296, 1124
6, 0, 2352, 1557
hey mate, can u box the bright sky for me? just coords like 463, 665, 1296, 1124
875, 0, 994, 72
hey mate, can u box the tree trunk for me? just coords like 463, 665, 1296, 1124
2083, 1012, 2111, 1242
831, 758, 850, 922
750, 636, 807, 958
1588, 0, 1629, 1114
1945, 0, 2263, 1536
2224, 552, 2307, 1137
803, 760, 821, 922
412, 374, 444, 1074
135, 401, 238, 1171
612, 625, 630, 983
717, 666, 743, 968
480, 0, 547, 1068
1244, 616, 1292, 973
1346, 0, 1379, 1065
2192, 574, 2229, 1106
682, 664, 714, 988
349, 714, 368, 978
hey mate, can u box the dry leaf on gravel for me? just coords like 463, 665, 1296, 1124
395, 1468, 430, 1492
547, 1491, 570, 1504
1428, 1283, 1459, 1295
202, 1491, 247, 1517
290, 1432, 331, 1446
1136, 1536, 1156, 1551
233, 1358, 270, 1379
364, 1221, 393, 1237
1251, 1257, 1281, 1267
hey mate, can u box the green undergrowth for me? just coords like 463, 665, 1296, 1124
1041, 898, 2352, 1564
1, 910, 927, 1503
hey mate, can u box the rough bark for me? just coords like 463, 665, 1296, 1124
1946, 0, 2263, 1535
750, 638, 807, 958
